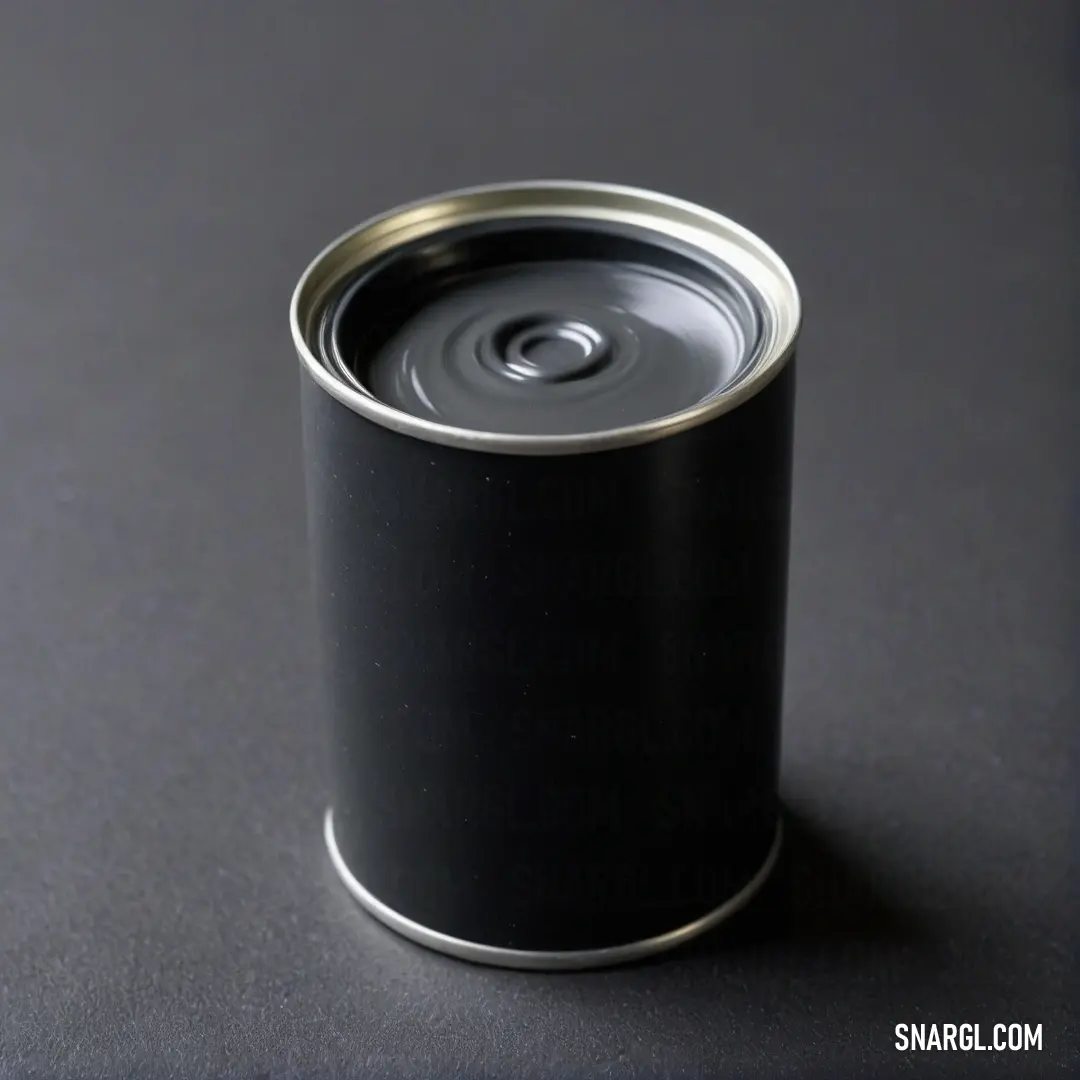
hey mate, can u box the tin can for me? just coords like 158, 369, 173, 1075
291, 182, 801, 970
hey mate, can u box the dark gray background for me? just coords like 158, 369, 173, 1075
1, 2, 1075, 1077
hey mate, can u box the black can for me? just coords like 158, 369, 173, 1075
291, 182, 801, 969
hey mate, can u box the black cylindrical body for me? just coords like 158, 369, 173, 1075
292, 182, 801, 969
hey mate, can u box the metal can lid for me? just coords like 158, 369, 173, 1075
292, 182, 800, 455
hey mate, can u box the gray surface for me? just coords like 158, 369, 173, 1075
0, 2, 1075, 1077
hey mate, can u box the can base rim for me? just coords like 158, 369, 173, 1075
324, 807, 783, 971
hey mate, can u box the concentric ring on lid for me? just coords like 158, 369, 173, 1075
291, 182, 800, 455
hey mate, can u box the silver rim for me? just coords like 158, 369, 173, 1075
324, 808, 783, 971
291, 180, 801, 456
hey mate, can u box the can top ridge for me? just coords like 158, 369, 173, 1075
291, 181, 801, 456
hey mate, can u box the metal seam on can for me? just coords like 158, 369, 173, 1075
324, 807, 784, 971
291, 180, 801, 456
